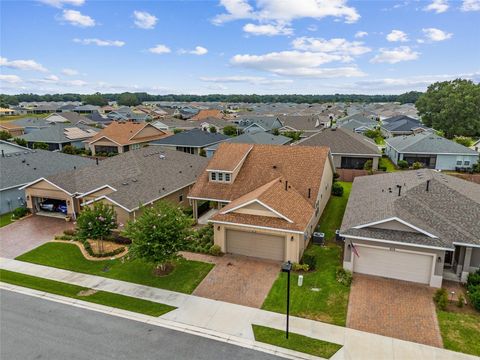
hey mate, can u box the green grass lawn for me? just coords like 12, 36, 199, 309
252, 325, 342, 359
317, 181, 352, 242
0, 212, 14, 228
0, 269, 175, 317
437, 311, 480, 356
16, 242, 214, 294
262, 245, 350, 326
379, 157, 398, 172
0, 114, 49, 122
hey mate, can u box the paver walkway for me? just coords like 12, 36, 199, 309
1, 257, 476, 360
0, 216, 74, 259
347, 274, 443, 348
183, 252, 280, 308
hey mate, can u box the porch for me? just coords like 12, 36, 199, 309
443, 245, 478, 283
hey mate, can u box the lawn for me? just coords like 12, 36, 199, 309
262, 245, 350, 326
379, 157, 397, 172
252, 325, 342, 359
0, 269, 175, 317
0, 212, 14, 228
0, 114, 49, 122
16, 242, 214, 294
317, 181, 352, 242
437, 311, 480, 356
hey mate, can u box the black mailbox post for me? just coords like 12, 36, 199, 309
281, 260, 292, 339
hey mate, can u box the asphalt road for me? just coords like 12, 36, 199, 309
0, 290, 282, 360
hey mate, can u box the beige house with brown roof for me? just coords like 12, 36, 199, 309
190, 109, 223, 121
86, 121, 171, 155
189, 143, 335, 262
0, 122, 25, 137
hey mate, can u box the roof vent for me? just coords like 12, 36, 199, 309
273, 165, 277, 169
122, 182, 128, 186
132, 179, 137, 182
159, 154, 166, 159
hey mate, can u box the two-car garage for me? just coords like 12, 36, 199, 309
225, 229, 285, 262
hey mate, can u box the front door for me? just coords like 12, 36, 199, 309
444, 250, 453, 268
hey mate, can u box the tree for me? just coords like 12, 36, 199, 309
209, 125, 217, 133
33, 142, 49, 150
62, 145, 77, 155
453, 136, 473, 147
396, 91, 423, 104
0, 130, 11, 140
283, 131, 302, 142
364, 129, 382, 140
223, 125, 237, 136
13, 137, 27, 147
76, 202, 117, 254
124, 201, 192, 272
199, 148, 206, 157
416, 79, 480, 138
118, 92, 141, 106
82, 92, 108, 106
271, 128, 280, 136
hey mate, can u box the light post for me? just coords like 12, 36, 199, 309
281, 260, 292, 339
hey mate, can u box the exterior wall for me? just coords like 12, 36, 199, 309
24, 180, 76, 216
385, 144, 399, 165
0, 188, 26, 214
233, 202, 280, 218
471, 248, 480, 271
435, 154, 479, 170
0, 128, 24, 137
89, 139, 121, 155
332, 154, 341, 168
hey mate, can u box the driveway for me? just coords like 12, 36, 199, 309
0, 215, 74, 259
347, 274, 443, 348
182, 252, 280, 308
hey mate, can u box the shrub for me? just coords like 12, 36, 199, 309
363, 159, 373, 171
336, 267, 352, 286
412, 161, 423, 170
54, 234, 75, 240
63, 229, 77, 236
331, 182, 344, 196
292, 263, 309, 272
333, 172, 340, 182
12, 207, 28, 219
467, 269, 480, 290
469, 286, 480, 311
398, 160, 408, 169
457, 294, 465, 308
453, 136, 473, 147
378, 165, 387, 172
301, 253, 316, 271
433, 288, 448, 310
223, 125, 237, 136
208, 244, 222, 256
0, 130, 11, 140
83, 240, 125, 258
110, 230, 132, 245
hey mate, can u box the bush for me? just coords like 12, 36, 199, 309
63, 229, 77, 236
412, 161, 423, 170
398, 160, 409, 169
331, 182, 344, 196
12, 207, 28, 219
333, 172, 340, 182
363, 159, 373, 171
453, 136, 473, 147
110, 230, 132, 245
433, 288, 448, 310
301, 253, 316, 271
208, 244, 222, 256
292, 263, 309, 272
469, 286, 480, 311
378, 165, 387, 172
183, 224, 214, 253
467, 269, 480, 290
336, 267, 352, 286
457, 294, 465, 308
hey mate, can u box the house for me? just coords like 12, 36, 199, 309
337, 114, 378, 134
45, 112, 96, 126
10, 118, 51, 134
471, 139, 480, 153
190, 109, 223, 121
73, 105, 100, 114
298, 127, 381, 170
188, 143, 335, 262
200, 118, 233, 133
277, 115, 326, 135
21, 147, 207, 223
0, 122, 25, 137
205, 131, 292, 157
235, 116, 283, 134
0, 147, 93, 214
385, 132, 479, 170
0, 108, 16, 116
152, 118, 198, 132
17, 123, 98, 151
174, 107, 200, 120
381, 115, 430, 137
86, 121, 171, 156
150, 128, 229, 155
340, 170, 480, 287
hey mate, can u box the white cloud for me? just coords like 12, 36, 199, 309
190, 46, 208, 55
424, 0, 449, 13
0, 74, 22, 83
31, 74, 60, 84
461, 0, 480, 11
386, 30, 409, 42
370, 46, 419, 64
291, 37, 371, 56
243, 22, 293, 36
61, 9, 95, 27
307, 24, 318, 32
73, 38, 125, 47
422, 28, 452, 42
67, 79, 87, 86
61, 68, 79, 76
212, 0, 255, 24
38, 0, 84, 8
148, 44, 171, 54
200, 76, 293, 85
133, 10, 158, 29
354, 31, 368, 38
0, 57, 48, 72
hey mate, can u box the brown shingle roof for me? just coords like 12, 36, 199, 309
87, 121, 170, 146
190, 109, 223, 121
206, 143, 252, 171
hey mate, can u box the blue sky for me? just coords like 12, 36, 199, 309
1, 0, 479, 95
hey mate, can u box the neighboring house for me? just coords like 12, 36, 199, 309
381, 115, 430, 137
17, 123, 98, 151
27, 104, 59, 114
86, 121, 170, 156
73, 105, 100, 114
174, 107, 200, 120
235, 117, 283, 134
277, 115, 326, 135
205, 131, 291, 157
337, 114, 378, 134
298, 127, 381, 170
190, 109, 223, 121
188, 143, 335, 262
341, 170, 480, 287
0, 108, 16, 116
152, 118, 198, 132
0, 148, 93, 214
200, 118, 233, 133
10, 118, 51, 134
150, 128, 229, 155
385, 132, 479, 170
21, 147, 207, 223
0, 122, 25, 137
471, 139, 480, 153
45, 112, 96, 126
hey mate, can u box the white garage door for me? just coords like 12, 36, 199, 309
226, 229, 284, 261
353, 245, 433, 284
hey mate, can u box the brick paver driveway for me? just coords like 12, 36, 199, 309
347, 274, 443, 348
183, 252, 280, 308
0, 215, 74, 259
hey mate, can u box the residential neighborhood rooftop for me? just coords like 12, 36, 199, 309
150, 128, 229, 147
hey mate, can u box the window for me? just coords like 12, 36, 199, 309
211, 172, 216, 181
218, 173, 223, 181
464, 160, 470, 166
179, 194, 183, 202
225, 173, 231, 182
456, 160, 462, 166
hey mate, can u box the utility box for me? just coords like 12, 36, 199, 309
298, 275, 303, 287
312, 232, 325, 246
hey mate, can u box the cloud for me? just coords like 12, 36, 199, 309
243, 22, 293, 36
31, 74, 60, 84
38, 0, 84, 8
0, 74, 22, 83
200, 76, 293, 85
61, 68, 79, 76
0, 57, 48, 72
190, 46, 208, 55
291, 37, 371, 56
61, 9, 95, 27
370, 46, 419, 64
133, 10, 158, 29
212, 0, 255, 24
307, 24, 318, 32
386, 30, 409, 42
73, 38, 125, 47
461, 0, 480, 11
423, 0, 449, 13
148, 44, 171, 54
422, 28, 452, 42
354, 31, 368, 38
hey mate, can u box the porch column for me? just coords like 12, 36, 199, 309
192, 199, 198, 222
461, 247, 473, 283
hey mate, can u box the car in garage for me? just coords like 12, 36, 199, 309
39, 199, 67, 214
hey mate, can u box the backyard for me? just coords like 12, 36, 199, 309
317, 181, 352, 241
379, 157, 397, 172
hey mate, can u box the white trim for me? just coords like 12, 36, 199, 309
333, 152, 381, 157
207, 169, 234, 174
341, 234, 451, 251
0, 183, 29, 192
210, 220, 304, 235
88, 135, 123, 146
385, 141, 477, 156
76, 185, 117, 199
81, 196, 131, 213
187, 196, 231, 203
19, 177, 74, 196
453, 242, 480, 249
243, 123, 267, 132
127, 123, 150, 141
353, 217, 438, 238
221, 199, 294, 223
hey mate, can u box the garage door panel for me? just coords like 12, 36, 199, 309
226, 230, 284, 261
353, 245, 433, 284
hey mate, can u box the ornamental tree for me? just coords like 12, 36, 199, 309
124, 201, 193, 272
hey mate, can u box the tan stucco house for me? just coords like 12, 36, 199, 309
188, 143, 335, 262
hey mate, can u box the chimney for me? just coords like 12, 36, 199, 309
397, 185, 402, 197
285, 180, 288, 191
1, 150, 4, 157
96, 157, 99, 165
426, 180, 430, 192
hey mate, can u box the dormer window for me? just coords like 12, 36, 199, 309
225, 173, 231, 182
218, 173, 223, 181
209, 171, 232, 183
211, 172, 216, 181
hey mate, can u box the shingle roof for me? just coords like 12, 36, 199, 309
87, 122, 170, 146
150, 128, 229, 147
237, 116, 281, 131
340, 170, 480, 247
190, 109, 223, 121
277, 115, 321, 131
382, 116, 429, 132
48, 112, 95, 125
205, 131, 291, 151
386, 133, 478, 155
12, 118, 50, 128
297, 127, 381, 156
207, 143, 252, 171
18, 123, 98, 143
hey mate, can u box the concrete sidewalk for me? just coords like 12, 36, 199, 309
0, 257, 477, 360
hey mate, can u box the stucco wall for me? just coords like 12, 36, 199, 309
435, 154, 479, 170
0, 188, 26, 214
471, 247, 480, 270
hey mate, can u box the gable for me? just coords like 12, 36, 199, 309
355, 217, 437, 238
131, 124, 164, 140
231, 200, 283, 218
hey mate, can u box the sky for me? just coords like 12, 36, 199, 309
1, 0, 479, 95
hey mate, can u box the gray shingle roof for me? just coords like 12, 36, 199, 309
381, 115, 428, 132
150, 128, 229, 147
386, 132, 478, 155
17, 123, 97, 144
277, 115, 321, 131
205, 131, 291, 151
49, 112, 96, 125
12, 118, 51, 128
